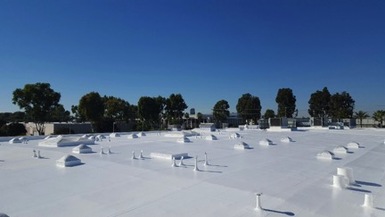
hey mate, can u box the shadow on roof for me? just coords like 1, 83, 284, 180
346, 187, 371, 193
355, 180, 382, 187
262, 208, 295, 216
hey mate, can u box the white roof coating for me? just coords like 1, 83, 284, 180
1, 128, 385, 216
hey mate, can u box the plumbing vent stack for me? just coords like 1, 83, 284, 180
194, 155, 199, 171
171, 157, 177, 167
363, 193, 373, 208
179, 156, 184, 166
100, 147, 104, 155
140, 150, 143, 159
337, 167, 355, 184
333, 175, 348, 189
255, 193, 262, 210
204, 152, 208, 166
132, 151, 136, 159
33, 149, 37, 158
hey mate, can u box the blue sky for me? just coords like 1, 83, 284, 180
1, 0, 384, 117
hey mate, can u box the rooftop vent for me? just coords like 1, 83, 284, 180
9, 137, 22, 144
137, 132, 146, 137
255, 193, 262, 210
127, 134, 138, 139
363, 193, 373, 208
234, 142, 251, 150
230, 133, 241, 139
333, 175, 348, 189
317, 150, 334, 160
205, 134, 218, 140
347, 142, 361, 149
333, 146, 349, 154
280, 137, 294, 143
109, 133, 120, 137
56, 155, 82, 167
259, 139, 273, 146
72, 144, 93, 154
337, 167, 355, 184
177, 136, 190, 143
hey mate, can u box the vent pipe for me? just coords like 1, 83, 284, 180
204, 152, 209, 166
194, 155, 199, 171
255, 193, 262, 210
140, 150, 144, 159
132, 151, 136, 159
179, 156, 184, 166
171, 157, 177, 167
363, 193, 373, 208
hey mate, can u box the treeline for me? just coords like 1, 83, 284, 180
2, 82, 384, 135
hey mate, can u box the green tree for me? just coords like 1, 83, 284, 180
50, 104, 71, 122
354, 110, 369, 128
165, 93, 188, 125
0, 123, 27, 136
11, 111, 26, 122
12, 82, 61, 135
263, 109, 275, 119
213, 99, 230, 127
236, 93, 262, 123
71, 105, 84, 122
275, 88, 296, 118
138, 96, 164, 130
78, 92, 105, 132
308, 87, 331, 118
373, 110, 385, 128
329, 91, 355, 120
103, 96, 132, 122
196, 112, 204, 127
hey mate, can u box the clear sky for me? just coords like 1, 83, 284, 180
1, 0, 384, 117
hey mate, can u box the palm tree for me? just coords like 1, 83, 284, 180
354, 110, 369, 128
373, 110, 385, 128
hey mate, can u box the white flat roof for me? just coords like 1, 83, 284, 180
1, 129, 385, 216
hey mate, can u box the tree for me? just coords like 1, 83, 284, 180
12, 82, 61, 135
196, 112, 204, 126
263, 109, 275, 119
275, 88, 296, 118
236, 93, 262, 123
373, 110, 385, 128
354, 110, 369, 128
138, 96, 164, 130
0, 123, 27, 136
77, 92, 104, 132
308, 87, 331, 118
329, 91, 355, 120
50, 104, 71, 122
213, 100, 230, 127
165, 93, 188, 125
103, 96, 132, 122
0, 112, 26, 123
71, 105, 84, 122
